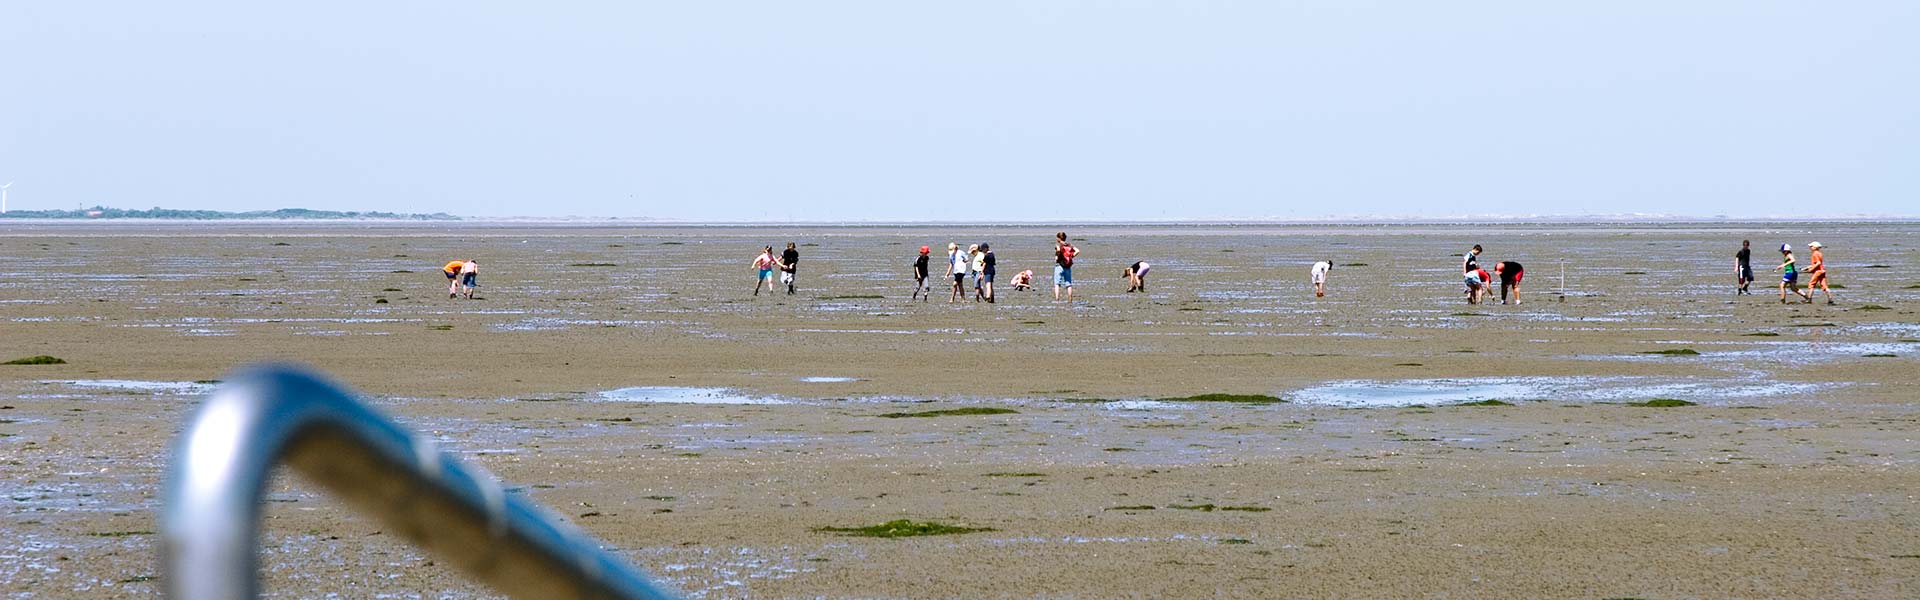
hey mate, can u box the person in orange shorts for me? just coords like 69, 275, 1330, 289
442, 260, 467, 299
1805, 242, 1835, 305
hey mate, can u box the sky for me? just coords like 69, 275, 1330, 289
3, 1, 1917, 220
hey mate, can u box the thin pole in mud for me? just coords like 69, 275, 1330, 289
160, 365, 678, 600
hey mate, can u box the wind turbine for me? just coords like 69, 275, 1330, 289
1, 181, 11, 214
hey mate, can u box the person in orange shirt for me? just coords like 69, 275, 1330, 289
442, 260, 466, 299
1805, 242, 1834, 305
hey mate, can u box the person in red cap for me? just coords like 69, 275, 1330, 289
910, 245, 931, 302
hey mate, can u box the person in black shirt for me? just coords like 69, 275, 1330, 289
979, 243, 997, 303
1734, 240, 1753, 295
911, 245, 931, 302
1494, 261, 1524, 304
778, 242, 800, 295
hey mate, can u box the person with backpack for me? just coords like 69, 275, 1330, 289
1054, 232, 1077, 302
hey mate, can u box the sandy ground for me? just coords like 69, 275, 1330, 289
1, 221, 1916, 598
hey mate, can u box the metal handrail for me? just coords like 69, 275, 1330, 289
160, 364, 680, 599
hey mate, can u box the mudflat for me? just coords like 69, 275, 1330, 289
2, 222, 1916, 598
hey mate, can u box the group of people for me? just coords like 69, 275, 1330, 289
1738, 240, 1836, 304
441, 259, 479, 299
903, 232, 1092, 303
1461, 245, 1524, 305
752, 243, 802, 296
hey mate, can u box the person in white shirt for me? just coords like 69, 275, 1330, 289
945, 243, 969, 304
1310, 261, 1332, 298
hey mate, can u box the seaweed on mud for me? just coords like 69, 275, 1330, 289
427, 325, 454, 331
1450, 312, 1488, 317
984, 472, 1046, 477
814, 519, 992, 538
382, 288, 403, 292
88, 530, 156, 537
1855, 305, 1892, 311
4, 355, 66, 365
1102, 447, 1138, 452
392, 270, 415, 273
1220, 506, 1271, 512
1394, 362, 1423, 366
1863, 353, 1897, 358
659, 241, 684, 245
1020, 321, 1046, 325
118, 575, 158, 584
1457, 399, 1513, 406
877, 407, 1018, 418
570, 263, 619, 267
821, 295, 884, 299
1220, 538, 1253, 545
1107, 505, 1157, 510
1742, 332, 1781, 337
1628, 399, 1698, 407
1341, 263, 1368, 267
1791, 322, 1837, 328
1640, 348, 1701, 356
1157, 393, 1285, 404
374, 298, 389, 304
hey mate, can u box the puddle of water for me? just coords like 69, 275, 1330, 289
42, 380, 213, 395
597, 387, 789, 405
1290, 376, 1842, 408
798, 376, 856, 383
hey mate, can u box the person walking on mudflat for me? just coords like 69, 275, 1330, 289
911, 245, 931, 302
1773, 243, 1811, 304
945, 243, 969, 303
778, 242, 801, 295
1734, 240, 1754, 295
752, 246, 777, 296
1805, 241, 1835, 305
1054, 232, 1077, 302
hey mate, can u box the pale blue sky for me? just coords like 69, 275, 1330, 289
3, 1, 1916, 220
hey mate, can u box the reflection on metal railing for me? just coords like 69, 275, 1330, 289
160, 364, 679, 600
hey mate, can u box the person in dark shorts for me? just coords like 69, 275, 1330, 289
946, 243, 968, 304
1494, 261, 1523, 304
1054, 232, 1077, 302
778, 242, 800, 295
1122, 261, 1151, 292
1773, 243, 1811, 304
978, 243, 997, 303
911, 245, 931, 302
1734, 240, 1753, 295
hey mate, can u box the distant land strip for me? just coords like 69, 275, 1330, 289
0, 207, 459, 220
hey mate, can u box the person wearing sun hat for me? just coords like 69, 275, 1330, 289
1805, 241, 1835, 305
1773, 243, 1811, 304
910, 245, 932, 302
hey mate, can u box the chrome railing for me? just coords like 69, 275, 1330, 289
160, 364, 679, 599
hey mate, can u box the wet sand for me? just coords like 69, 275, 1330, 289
2, 222, 1916, 598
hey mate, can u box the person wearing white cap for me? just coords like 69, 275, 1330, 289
1772, 243, 1811, 304
1805, 242, 1835, 305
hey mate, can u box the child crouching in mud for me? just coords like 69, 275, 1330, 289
1009, 269, 1034, 291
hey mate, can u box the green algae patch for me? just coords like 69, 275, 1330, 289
1220, 538, 1254, 545
1106, 505, 1157, 511
877, 407, 1018, 418
427, 325, 454, 331
1629, 398, 1697, 407
1457, 399, 1513, 407
1157, 393, 1284, 404
1855, 304, 1892, 311
1743, 332, 1781, 337
1863, 353, 1897, 358
1640, 348, 1701, 356
1220, 506, 1272, 512
1170, 504, 1267, 512
4, 355, 67, 365
814, 519, 992, 538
